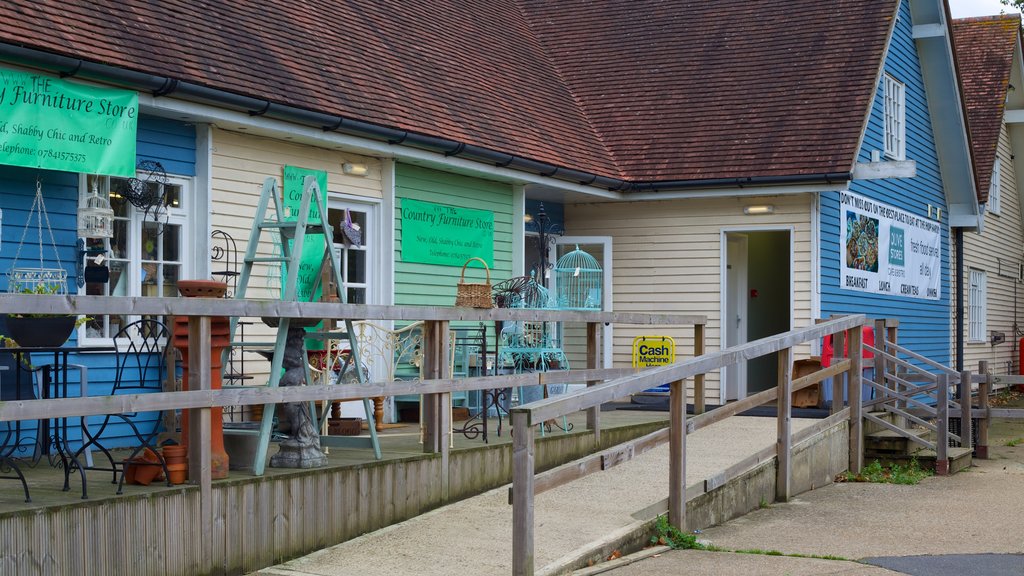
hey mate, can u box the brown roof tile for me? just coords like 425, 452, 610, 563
0, 1, 898, 185
952, 15, 1020, 203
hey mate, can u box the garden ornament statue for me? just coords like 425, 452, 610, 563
270, 324, 328, 468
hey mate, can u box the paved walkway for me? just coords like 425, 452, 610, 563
256, 416, 817, 576
600, 440, 1024, 575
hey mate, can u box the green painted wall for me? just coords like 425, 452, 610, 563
395, 163, 514, 306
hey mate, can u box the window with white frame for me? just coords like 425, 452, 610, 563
327, 201, 375, 304
80, 172, 192, 340
884, 74, 906, 160
988, 157, 1001, 215
968, 269, 987, 343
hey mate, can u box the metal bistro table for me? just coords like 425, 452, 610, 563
5, 345, 114, 500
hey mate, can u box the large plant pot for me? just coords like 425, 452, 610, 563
5, 315, 76, 347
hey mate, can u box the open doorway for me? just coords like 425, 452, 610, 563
723, 229, 791, 398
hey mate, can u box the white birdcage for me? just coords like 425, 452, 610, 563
77, 179, 115, 239
553, 245, 602, 310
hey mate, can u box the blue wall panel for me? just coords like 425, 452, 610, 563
0, 114, 196, 452
820, 0, 951, 366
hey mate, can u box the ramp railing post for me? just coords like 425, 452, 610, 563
776, 347, 793, 502
832, 326, 846, 414
959, 370, 972, 454
511, 410, 535, 576
936, 373, 949, 476
668, 378, 687, 528
693, 323, 705, 414
586, 322, 601, 442
977, 360, 990, 459
847, 324, 863, 474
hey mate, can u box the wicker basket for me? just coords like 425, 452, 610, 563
456, 257, 494, 308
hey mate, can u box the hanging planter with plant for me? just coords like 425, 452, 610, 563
3, 178, 86, 348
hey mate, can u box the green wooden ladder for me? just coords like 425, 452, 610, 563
230, 176, 381, 476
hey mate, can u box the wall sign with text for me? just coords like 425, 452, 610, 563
840, 190, 941, 300
282, 165, 328, 303
0, 67, 138, 177
401, 198, 494, 266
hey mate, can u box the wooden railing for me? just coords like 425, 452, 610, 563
508, 314, 868, 576
0, 292, 705, 478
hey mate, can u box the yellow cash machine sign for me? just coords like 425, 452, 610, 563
632, 336, 675, 368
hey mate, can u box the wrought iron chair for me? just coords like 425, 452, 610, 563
75, 318, 171, 494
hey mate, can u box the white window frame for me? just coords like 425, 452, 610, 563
78, 172, 194, 343
884, 74, 906, 160
968, 269, 987, 343
988, 157, 1001, 215
327, 196, 379, 306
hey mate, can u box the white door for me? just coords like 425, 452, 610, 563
553, 236, 613, 370
724, 233, 748, 400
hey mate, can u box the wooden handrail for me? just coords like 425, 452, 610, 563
513, 314, 866, 425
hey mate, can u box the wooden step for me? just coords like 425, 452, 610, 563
867, 446, 972, 475
865, 427, 929, 455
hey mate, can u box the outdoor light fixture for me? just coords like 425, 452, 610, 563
743, 204, 775, 215
342, 162, 369, 176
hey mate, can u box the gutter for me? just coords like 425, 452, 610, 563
0, 43, 850, 194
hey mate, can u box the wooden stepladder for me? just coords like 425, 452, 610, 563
231, 176, 380, 476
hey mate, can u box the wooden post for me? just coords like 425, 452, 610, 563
847, 325, 863, 474
873, 318, 887, 401
936, 373, 949, 476
959, 370, 972, 454
668, 379, 687, 529
977, 360, 990, 459
832, 327, 846, 414
693, 323, 706, 414
438, 321, 451, 500
511, 411, 535, 576
776, 347, 793, 502
422, 320, 440, 453
187, 315, 213, 569
586, 322, 601, 442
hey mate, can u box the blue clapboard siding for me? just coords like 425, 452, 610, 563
820, 0, 950, 367
0, 115, 196, 452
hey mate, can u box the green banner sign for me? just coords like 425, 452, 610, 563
401, 198, 494, 266
0, 67, 138, 176
282, 166, 329, 304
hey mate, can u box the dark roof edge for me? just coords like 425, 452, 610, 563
0, 43, 851, 193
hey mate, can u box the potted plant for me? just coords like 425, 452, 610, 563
2, 283, 89, 348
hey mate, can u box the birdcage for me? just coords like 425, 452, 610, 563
77, 178, 115, 239
553, 245, 602, 310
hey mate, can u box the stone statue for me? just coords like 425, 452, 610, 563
270, 324, 328, 468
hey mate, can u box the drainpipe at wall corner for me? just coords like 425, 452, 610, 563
956, 227, 964, 372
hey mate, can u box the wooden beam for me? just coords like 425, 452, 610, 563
936, 373, 949, 476
187, 316, 213, 570
959, 370, 972, 452
776, 348, 793, 502
832, 327, 846, 414
668, 379, 686, 529
977, 361, 990, 459
693, 323, 705, 414
852, 160, 917, 179
586, 322, 600, 442
0, 293, 703, 326
847, 326, 863, 474
511, 411, 535, 576
689, 386, 779, 432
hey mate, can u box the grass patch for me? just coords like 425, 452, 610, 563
1005, 437, 1023, 447
649, 516, 713, 550
840, 458, 931, 485
731, 548, 851, 561
759, 497, 772, 509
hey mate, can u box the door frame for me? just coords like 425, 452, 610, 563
555, 235, 613, 369
720, 226, 795, 399
723, 233, 749, 400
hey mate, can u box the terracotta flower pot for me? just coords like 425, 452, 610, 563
166, 463, 188, 485
126, 447, 164, 486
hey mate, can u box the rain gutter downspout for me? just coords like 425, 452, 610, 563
956, 227, 964, 372
0, 43, 851, 194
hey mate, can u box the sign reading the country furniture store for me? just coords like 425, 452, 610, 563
0, 67, 138, 177
840, 190, 941, 300
282, 165, 329, 304
401, 198, 494, 266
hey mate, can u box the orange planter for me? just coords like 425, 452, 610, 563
166, 463, 188, 485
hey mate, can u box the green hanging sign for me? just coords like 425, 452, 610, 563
401, 198, 494, 266
281, 166, 329, 304
0, 67, 138, 177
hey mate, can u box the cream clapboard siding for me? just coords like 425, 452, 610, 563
959, 123, 1024, 375
566, 194, 816, 403
210, 128, 383, 383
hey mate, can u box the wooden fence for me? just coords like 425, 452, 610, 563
508, 314, 868, 576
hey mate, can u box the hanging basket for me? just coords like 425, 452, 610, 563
455, 257, 494, 308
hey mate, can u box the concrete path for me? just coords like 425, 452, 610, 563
600, 442, 1024, 575
255, 416, 816, 576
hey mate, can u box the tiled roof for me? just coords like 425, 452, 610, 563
518, 0, 897, 182
0, 1, 898, 185
952, 15, 1020, 203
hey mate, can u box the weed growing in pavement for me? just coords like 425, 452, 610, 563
733, 549, 851, 561
1006, 437, 1023, 447
649, 516, 712, 550
840, 458, 931, 485
759, 497, 772, 509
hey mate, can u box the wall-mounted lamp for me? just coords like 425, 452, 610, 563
743, 205, 775, 215
342, 162, 369, 177
523, 213, 534, 224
